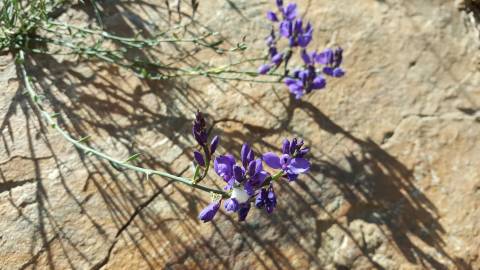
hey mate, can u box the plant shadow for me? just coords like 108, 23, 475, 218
0, 0, 471, 269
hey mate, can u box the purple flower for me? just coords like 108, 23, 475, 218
214, 154, 236, 189
194, 150, 205, 167
297, 22, 313, 47
224, 198, 240, 212
214, 143, 270, 194
280, 20, 293, 38
198, 201, 220, 222
316, 47, 345, 77
282, 3, 297, 21
266, 11, 278, 22
276, 0, 283, 8
263, 138, 310, 181
284, 67, 326, 99
255, 185, 277, 213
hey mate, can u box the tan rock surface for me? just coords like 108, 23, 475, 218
1, 0, 480, 269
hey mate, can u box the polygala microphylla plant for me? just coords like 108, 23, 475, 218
194, 113, 311, 222
9, 0, 332, 227
259, 0, 346, 99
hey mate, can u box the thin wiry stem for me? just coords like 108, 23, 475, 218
18, 50, 229, 198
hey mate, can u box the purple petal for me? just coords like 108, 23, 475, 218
280, 154, 291, 167
286, 79, 303, 92
246, 149, 255, 165
283, 3, 297, 21
269, 46, 278, 57
297, 147, 310, 157
209, 135, 220, 154
298, 69, 309, 83
238, 203, 251, 221
262, 152, 281, 169
279, 21, 292, 38
289, 138, 297, 154
282, 139, 290, 154
311, 75, 326, 89
288, 83, 304, 99
332, 67, 345, 77
255, 189, 267, 208
241, 143, 250, 167
194, 150, 205, 167
301, 49, 311, 65
233, 165, 245, 182
293, 19, 303, 34
258, 64, 272, 75
224, 178, 235, 190
254, 158, 263, 175
198, 202, 220, 222
247, 160, 256, 177
323, 66, 334, 77
284, 77, 298, 86
244, 181, 254, 196
288, 158, 310, 174
286, 173, 298, 181
224, 198, 240, 212
266, 186, 277, 213
214, 155, 235, 180
271, 53, 284, 66
316, 48, 334, 65
251, 171, 269, 187
298, 33, 312, 48
266, 11, 278, 22
276, 0, 283, 8
288, 36, 296, 47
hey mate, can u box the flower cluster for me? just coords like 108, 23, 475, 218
192, 111, 219, 169
198, 138, 311, 223
259, 0, 345, 99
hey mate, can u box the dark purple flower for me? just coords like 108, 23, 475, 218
255, 185, 277, 213
198, 201, 220, 222
238, 203, 251, 221
224, 198, 240, 212
214, 144, 270, 193
263, 138, 310, 181
210, 135, 220, 154
276, 0, 283, 8
192, 111, 208, 146
194, 150, 205, 167
266, 11, 278, 22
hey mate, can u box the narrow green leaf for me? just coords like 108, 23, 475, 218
124, 153, 141, 163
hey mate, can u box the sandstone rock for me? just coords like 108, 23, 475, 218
1, 0, 480, 269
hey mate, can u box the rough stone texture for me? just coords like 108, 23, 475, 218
1, 0, 480, 269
